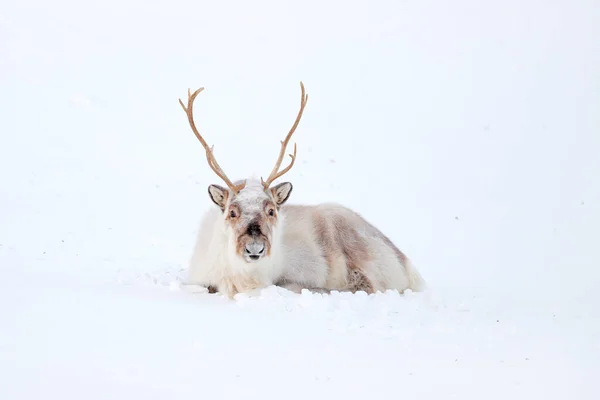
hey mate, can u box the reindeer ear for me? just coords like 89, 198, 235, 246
208, 184, 229, 209
270, 182, 293, 206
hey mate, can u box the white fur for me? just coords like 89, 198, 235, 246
187, 178, 426, 298
188, 179, 288, 297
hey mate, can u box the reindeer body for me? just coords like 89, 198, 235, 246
178, 82, 426, 299
187, 179, 425, 298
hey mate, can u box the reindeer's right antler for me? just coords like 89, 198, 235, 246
178, 87, 246, 194
261, 81, 308, 190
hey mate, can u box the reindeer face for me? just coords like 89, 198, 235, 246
208, 179, 293, 263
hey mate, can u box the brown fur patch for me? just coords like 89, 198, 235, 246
313, 211, 374, 293
207, 285, 218, 294
313, 213, 336, 266
263, 199, 277, 217
346, 269, 373, 293
225, 204, 241, 222
231, 213, 275, 258
363, 219, 408, 266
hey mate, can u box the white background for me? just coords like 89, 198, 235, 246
1, 0, 598, 398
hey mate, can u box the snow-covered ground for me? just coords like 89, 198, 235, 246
1, 0, 599, 398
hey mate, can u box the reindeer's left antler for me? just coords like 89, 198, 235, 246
261, 81, 308, 190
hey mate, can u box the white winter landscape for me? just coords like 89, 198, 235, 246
1, 0, 599, 399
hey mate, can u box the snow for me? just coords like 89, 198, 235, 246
1, 0, 599, 398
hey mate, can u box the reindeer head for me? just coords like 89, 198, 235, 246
178, 82, 308, 263
206, 179, 292, 262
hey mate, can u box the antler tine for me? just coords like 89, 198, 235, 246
261, 81, 308, 190
178, 87, 246, 194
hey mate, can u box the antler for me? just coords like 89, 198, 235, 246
261, 81, 308, 190
178, 87, 246, 194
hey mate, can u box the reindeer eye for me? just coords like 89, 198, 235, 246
268, 208, 275, 217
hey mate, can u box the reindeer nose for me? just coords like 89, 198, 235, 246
245, 243, 265, 260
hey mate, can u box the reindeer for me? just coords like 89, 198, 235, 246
180, 82, 426, 299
